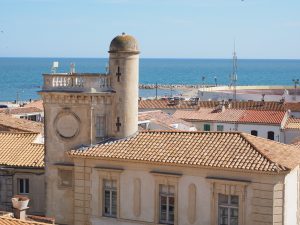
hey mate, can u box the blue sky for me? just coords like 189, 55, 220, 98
0, 0, 299, 59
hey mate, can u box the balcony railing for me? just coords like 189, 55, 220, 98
42, 73, 112, 92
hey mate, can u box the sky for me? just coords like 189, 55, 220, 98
0, 0, 300, 59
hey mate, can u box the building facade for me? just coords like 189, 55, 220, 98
40, 34, 300, 225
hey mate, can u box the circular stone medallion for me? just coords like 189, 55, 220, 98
55, 112, 80, 138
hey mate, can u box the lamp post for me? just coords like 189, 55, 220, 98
292, 79, 299, 101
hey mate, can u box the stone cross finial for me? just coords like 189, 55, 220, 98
116, 117, 121, 132
116, 66, 121, 82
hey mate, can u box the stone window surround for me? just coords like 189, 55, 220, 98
151, 171, 181, 225
52, 164, 74, 190
96, 167, 123, 219
207, 177, 250, 225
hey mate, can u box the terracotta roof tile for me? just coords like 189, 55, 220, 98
138, 110, 193, 129
0, 114, 43, 133
174, 109, 285, 124
0, 132, 44, 168
0, 217, 49, 225
173, 108, 245, 123
284, 117, 300, 129
0, 107, 43, 115
68, 131, 300, 172
139, 100, 290, 111
238, 110, 286, 124
24, 100, 44, 111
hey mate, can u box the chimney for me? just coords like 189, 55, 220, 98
11, 195, 30, 220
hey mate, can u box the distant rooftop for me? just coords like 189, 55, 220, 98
0, 114, 43, 133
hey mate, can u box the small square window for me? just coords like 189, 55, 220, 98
204, 124, 211, 131
217, 125, 224, 131
58, 170, 73, 188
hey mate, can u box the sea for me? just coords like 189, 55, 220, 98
0, 58, 299, 101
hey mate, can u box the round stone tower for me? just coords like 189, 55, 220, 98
109, 33, 140, 138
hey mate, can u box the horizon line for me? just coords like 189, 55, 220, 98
0, 56, 300, 60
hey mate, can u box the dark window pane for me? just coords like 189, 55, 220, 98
267, 131, 274, 140
112, 191, 117, 216
218, 194, 228, 205
104, 190, 110, 214
251, 130, 258, 136
19, 179, 24, 193
25, 179, 29, 193
230, 195, 239, 205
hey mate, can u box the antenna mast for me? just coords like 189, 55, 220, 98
231, 40, 238, 101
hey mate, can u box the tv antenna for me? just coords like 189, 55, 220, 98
230, 40, 238, 101
51, 61, 59, 73
70, 63, 76, 74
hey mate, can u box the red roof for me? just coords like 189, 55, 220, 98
174, 108, 286, 125
238, 110, 286, 124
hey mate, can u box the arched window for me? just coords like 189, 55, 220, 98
251, 130, 258, 136
267, 131, 274, 140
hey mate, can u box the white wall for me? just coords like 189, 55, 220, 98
284, 166, 299, 225
283, 129, 300, 144
189, 121, 283, 142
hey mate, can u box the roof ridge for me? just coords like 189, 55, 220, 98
240, 133, 285, 172
0, 131, 40, 135
140, 130, 241, 134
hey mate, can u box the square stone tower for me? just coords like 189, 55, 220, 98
40, 33, 139, 224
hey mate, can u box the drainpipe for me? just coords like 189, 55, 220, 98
90, 97, 94, 146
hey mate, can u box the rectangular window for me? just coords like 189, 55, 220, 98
159, 184, 175, 224
218, 194, 239, 225
217, 125, 224, 131
204, 124, 211, 131
96, 116, 106, 138
18, 178, 29, 194
103, 179, 117, 217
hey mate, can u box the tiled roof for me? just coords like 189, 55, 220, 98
0, 217, 49, 225
238, 110, 286, 124
284, 102, 300, 112
173, 108, 245, 123
139, 99, 202, 110
0, 107, 43, 115
138, 100, 290, 111
284, 117, 300, 129
138, 110, 193, 129
68, 131, 300, 173
173, 109, 285, 125
0, 132, 44, 168
24, 100, 44, 111
0, 114, 43, 133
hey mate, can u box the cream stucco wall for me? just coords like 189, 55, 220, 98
70, 158, 287, 225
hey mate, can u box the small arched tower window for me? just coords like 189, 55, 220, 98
251, 130, 258, 136
267, 131, 274, 140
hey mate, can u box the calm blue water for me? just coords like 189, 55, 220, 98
0, 58, 299, 101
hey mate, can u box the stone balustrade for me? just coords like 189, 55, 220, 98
42, 73, 112, 92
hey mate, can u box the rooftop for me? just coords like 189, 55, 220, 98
0, 107, 43, 115
138, 110, 194, 130
0, 216, 50, 225
24, 100, 43, 111
173, 108, 286, 125
284, 117, 300, 129
0, 114, 43, 133
68, 131, 300, 173
138, 99, 291, 111
0, 132, 44, 168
